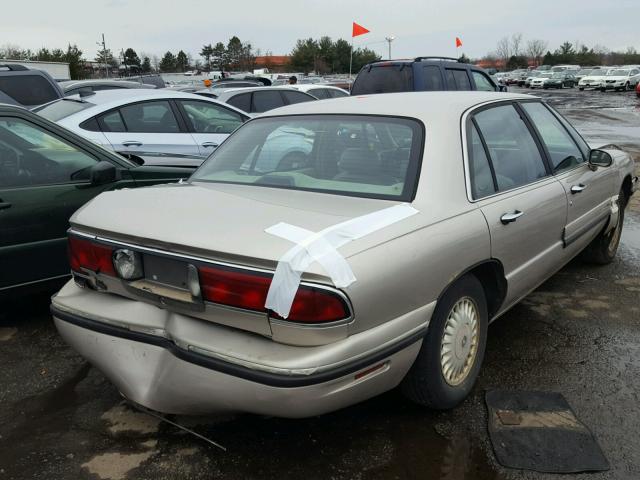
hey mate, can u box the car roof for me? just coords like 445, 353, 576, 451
286, 84, 347, 93
45, 89, 248, 123
258, 91, 533, 121
215, 86, 315, 100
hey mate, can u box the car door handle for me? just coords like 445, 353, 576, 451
122, 141, 143, 147
201, 142, 219, 148
500, 210, 524, 224
570, 184, 587, 194
0, 201, 12, 210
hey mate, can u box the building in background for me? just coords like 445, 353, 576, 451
0, 59, 70, 80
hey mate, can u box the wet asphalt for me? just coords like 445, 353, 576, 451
1, 87, 639, 480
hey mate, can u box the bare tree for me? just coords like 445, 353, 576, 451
526, 39, 547, 66
511, 33, 523, 57
495, 37, 511, 70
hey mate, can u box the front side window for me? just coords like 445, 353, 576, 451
521, 102, 584, 173
446, 69, 472, 90
192, 115, 423, 200
0, 117, 97, 187
180, 100, 244, 134
472, 71, 496, 91
118, 100, 180, 133
473, 105, 547, 191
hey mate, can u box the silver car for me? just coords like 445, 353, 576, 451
35, 90, 250, 167
52, 92, 637, 418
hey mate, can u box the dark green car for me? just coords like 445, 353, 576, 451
0, 104, 193, 295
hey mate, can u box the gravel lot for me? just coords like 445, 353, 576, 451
1, 87, 639, 480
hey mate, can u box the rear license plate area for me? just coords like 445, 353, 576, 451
143, 254, 189, 290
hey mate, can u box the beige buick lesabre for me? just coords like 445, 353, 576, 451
51, 92, 636, 417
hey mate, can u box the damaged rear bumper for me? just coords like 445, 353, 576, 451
51, 282, 430, 418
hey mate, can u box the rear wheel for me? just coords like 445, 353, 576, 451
625, 82, 631, 91
581, 188, 626, 264
402, 274, 488, 409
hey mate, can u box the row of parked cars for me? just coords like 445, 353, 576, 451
1, 57, 636, 419
496, 64, 640, 94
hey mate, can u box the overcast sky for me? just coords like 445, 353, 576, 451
5, 0, 639, 61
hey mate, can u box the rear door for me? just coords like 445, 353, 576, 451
99, 99, 200, 158
175, 99, 246, 156
467, 103, 568, 307
0, 114, 131, 290
519, 101, 616, 249
445, 68, 472, 90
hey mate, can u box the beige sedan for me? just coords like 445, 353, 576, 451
52, 92, 636, 417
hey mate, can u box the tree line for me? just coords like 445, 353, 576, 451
289, 36, 380, 74
480, 34, 640, 70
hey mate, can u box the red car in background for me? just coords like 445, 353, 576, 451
636, 81, 640, 98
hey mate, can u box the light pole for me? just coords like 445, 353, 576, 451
385, 36, 395, 60
96, 34, 109, 78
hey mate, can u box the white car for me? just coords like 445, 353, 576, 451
578, 69, 615, 90
600, 68, 640, 91
285, 84, 349, 100
35, 90, 250, 166
529, 72, 553, 88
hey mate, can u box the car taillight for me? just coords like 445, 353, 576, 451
68, 236, 116, 276
198, 265, 349, 323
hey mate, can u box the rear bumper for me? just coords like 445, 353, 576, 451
51, 282, 430, 417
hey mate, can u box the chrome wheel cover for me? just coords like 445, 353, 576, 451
440, 297, 480, 386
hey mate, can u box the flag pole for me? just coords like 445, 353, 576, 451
349, 36, 354, 82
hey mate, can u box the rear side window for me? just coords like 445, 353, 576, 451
472, 105, 547, 191
252, 91, 285, 113
422, 66, 443, 91
226, 93, 251, 112
471, 71, 496, 92
468, 123, 496, 199
0, 75, 59, 106
100, 111, 126, 132
328, 89, 348, 98
308, 88, 331, 99
446, 69, 472, 90
351, 65, 413, 95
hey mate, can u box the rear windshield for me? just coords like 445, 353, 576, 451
191, 115, 424, 201
0, 75, 59, 106
36, 99, 94, 121
351, 65, 414, 95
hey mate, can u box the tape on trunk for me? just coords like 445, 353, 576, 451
265, 203, 419, 318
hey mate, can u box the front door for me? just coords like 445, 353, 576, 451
0, 115, 125, 290
519, 101, 616, 250
467, 103, 568, 307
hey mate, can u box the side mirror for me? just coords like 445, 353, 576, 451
90, 161, 117, 185
588, 149, 613, 170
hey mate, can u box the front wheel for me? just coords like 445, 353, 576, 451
401, 274, 488, 409
581, 188, 626, 264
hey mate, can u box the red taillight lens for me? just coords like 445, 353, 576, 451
68, 236, 115, 276
198, 265, 349, 323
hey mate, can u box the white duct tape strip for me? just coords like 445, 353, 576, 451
265, 203, 419, 318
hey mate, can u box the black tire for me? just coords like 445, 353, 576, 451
625, 82, 631, 91
401, 274, 488, 409
579, 87, 584, 91
581, 188, 626, 265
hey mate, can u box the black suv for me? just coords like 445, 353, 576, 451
351, 57, 503, 95
0, 64, 64, 108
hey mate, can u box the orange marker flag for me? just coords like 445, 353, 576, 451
456, 37, 463, 48
352, 22, 370, 37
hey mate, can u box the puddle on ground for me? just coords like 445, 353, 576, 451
621, 216, 640, 262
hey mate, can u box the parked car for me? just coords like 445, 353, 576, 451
600, 68, 640, 92
34, 89, 250, 166
215, 86, 317, 114
574, 68, 595, 83
529, 71, 553, 88
350, 57, 502, 95
0, 104, 193, 296
542, 72, 576, 89
285, 84, 349, 99
61, 80, 156, 96
578, 69, 614, 90
504, 70, 526, 86
51, 91, 636, 418
0, 63, 64, 108
523, 71, 541, 87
